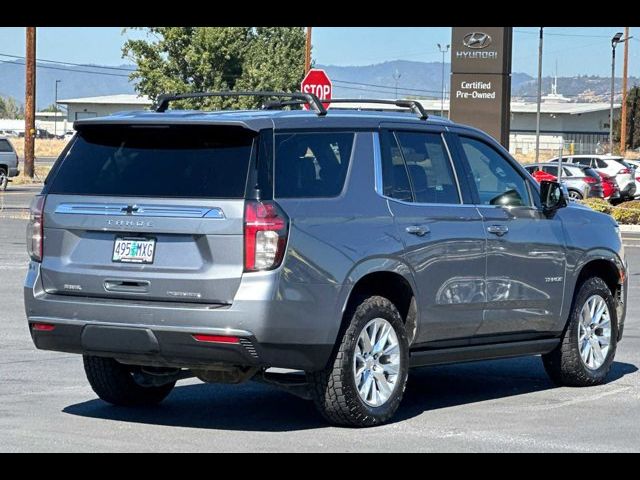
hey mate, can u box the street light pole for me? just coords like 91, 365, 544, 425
437, 43, 450, 118
535, 27, 544, 163
54, 80, 61, 138
610, 32, 631, 155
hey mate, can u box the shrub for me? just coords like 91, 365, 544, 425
581, 198, 613, 214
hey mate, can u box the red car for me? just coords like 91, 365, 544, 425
598, 172, 620, 200
530, 169, 557, 183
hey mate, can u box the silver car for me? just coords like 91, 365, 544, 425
24, 93, 628, 427
0, 136, 20, 190
524, 163, 604, 200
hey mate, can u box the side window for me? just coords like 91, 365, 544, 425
596, 159, 608, 169
394, 132, 460, 204
380, 130, 412, 202
574, 158, 591, 167
274, 131, 354, 198
0, 139, 14, 153
459, 136, 531, 207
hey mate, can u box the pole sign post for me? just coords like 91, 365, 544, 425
449, 28, 513, 147
301, 68, 332, 110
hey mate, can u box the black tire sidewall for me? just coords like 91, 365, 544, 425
342, 297, 410, 423
568, 277, 618, 382
0, 168, 7, 191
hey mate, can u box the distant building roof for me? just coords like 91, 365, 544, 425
57, 94, 152, 106
330, 99, 620, 115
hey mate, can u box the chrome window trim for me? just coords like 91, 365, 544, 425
372, 131, 465, 208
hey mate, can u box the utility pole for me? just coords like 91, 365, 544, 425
621, 27, 630, 154
392, 69, 401, 98
24, 27, 36, 179
437, 43, 450, 118
54, 80, 61, 138
610, 32, 630, 155
305, 27, 312, 74
535, 27, 544, 163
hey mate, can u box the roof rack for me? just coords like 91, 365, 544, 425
154, 91, 327, 116
326, 99, 429, 120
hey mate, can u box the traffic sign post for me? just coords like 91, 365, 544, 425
301, 69, 332, 110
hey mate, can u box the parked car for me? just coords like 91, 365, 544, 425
548, 155, 636, 200
596, 172, 620, 201
0, 135, 20, 190
621, 159, 640, 198
24, 92, 628, 427
524, 163, 604, 200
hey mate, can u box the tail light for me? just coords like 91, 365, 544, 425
27, 195, 45, 262
244, 200, 288, 272
618, 168, 631, 175
584, 176, 598, 184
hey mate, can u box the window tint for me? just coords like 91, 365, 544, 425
596, 159, 608, 168
574, 158, 592, 167
274, 131, 354, 198
48, 125, 254, 198
380, 131, 412, 202
460, 137, 531, 207
392, 132, 460, 204
0, 139, 13, 152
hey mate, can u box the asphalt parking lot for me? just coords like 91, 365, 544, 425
1, 188, 639, 452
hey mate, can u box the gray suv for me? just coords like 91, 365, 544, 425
0, 136, 20, 190
24, 93, 628, 427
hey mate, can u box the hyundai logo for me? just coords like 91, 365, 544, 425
463, 32, 492, 49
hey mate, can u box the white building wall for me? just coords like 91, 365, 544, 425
66, 103, 151, 122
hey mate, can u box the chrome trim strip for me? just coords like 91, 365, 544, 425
28, 316, 252, 337
55, 203, 225, 219
372, 132, 384, 195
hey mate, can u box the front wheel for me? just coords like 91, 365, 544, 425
542, 277, 618, 386
307, 296, 409, 427
83, 356, 175, 406
568, 190, 583, 200
0, 168, 7, 191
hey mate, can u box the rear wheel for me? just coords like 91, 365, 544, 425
83, 356, 175, 406
0, 167, 7, 191
307, 296, 409, 427
568, 190, 583, 200
542, 277, 617, 386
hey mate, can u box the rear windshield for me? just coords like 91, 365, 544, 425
48, 125, 255, 198
0, 139, 14, 153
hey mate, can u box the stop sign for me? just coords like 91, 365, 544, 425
301, 68, 332, 110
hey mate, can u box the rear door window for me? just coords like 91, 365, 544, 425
274, 131, 354, 198
0, 139, 14, 152
47, 125, 255, 198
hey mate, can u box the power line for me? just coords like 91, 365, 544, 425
0, 52, 136, 72
0, 58, 132, 78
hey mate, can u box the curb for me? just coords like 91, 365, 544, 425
619, 225, 640, 233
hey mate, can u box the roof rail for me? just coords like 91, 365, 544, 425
326, 99, 429, 120
154, 91, 327, 116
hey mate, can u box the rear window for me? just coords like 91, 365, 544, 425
0, 139, 14, 153
48, 125, 255, 198
274, 131, 354, 198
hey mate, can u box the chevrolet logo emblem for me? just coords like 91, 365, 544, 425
122, 205, 140, 215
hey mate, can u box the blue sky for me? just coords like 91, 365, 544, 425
0, 27, 637, 77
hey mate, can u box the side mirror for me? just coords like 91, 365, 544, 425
540, 180, 567, 214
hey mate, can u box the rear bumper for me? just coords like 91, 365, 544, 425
8, 167, 19, 177
620, 182, 636, 198
24, 262, 339, 371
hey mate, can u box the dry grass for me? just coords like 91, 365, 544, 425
9, 165, 53, 185
8, 138, 67, 158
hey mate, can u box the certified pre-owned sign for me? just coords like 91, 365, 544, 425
463, 32, 492, 49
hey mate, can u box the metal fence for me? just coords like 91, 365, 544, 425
509, 131, 611, 159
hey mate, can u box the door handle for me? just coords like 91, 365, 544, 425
487, 225, 509, 236
405, 225, 430, 237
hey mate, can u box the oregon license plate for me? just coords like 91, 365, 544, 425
112, 237, 156, 264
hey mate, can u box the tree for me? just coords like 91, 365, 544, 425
42, 103, 63, 113
615, 85, 640, 152
0, 96, 24, 119
122, 27, 307, 110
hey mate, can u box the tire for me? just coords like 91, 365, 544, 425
307, 295, 409, 427
568, 190, 583, 200
0, 167, 7, 191
542, 277, 618, 387
83, 355, 175, 406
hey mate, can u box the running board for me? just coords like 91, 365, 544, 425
409, 338, 560, 368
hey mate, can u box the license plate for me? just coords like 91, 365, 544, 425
112, 237, 156, 264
